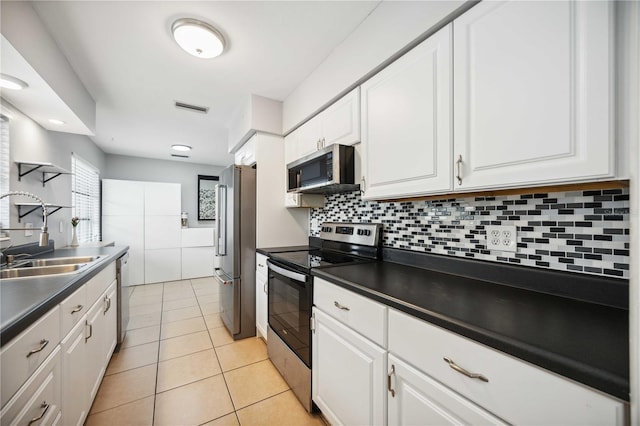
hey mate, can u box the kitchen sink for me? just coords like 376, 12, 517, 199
1, 264, 85, 279
21, 256, 102, 267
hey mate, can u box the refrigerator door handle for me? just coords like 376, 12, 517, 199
214, 267, 233, 286
216, 184, 227, 256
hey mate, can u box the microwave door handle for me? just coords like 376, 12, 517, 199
216, 184, 227, 256
267, 260, 307, 283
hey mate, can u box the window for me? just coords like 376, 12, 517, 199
71, 153, 100, 243
0, 114, 10, 236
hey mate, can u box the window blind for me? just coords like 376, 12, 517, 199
71, 153, 100, 243
0, 115, 10, 236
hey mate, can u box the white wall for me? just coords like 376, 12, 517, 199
103, 154, 224, 228
282, 0, 467, 133
2, 100, 105, 247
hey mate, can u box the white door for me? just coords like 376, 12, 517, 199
102, 215, 144, 285
321, 88, 361, 147
85, 298, 106, 402
255, 274, 268, 340
182, 247, 214, 279
102, 180, 144, 216
284, 130, 299, 166
61, 319, 88, 426
145, 216, 181, 249
103, 282, 118, 366
453, 0, 614, 190
312, 308, 386, 426
388, 355, 506, 426
361, 24, 453, 200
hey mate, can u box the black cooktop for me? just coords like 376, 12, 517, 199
269, 249, 373, 271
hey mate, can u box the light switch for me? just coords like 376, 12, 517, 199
25, 223, 33, 237
59, 221, 64, 233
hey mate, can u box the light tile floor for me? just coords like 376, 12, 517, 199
86, 277, 325, 426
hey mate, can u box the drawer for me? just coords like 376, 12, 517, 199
0, 347, 61, 426
1, 306, 61, 408
388, 309, 627, 425
86, 262, 116, 306
60, 285, 87, 337
314, 278, 387, 347
256, 254, 268, 279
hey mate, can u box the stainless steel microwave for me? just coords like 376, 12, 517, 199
287, 144, 359, 194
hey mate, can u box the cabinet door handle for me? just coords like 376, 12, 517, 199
26, 339, 49, 358
387, 365, 396, 397
334, 301, 350, 311
360, 176, 366, 194
71, 304, 84, 314
443, 357, 488, 382
27, 402, 50, 425
85, 321, 93, 342
321, 137, 325, 148
455, 155, 463, 186
316, 139, 320, 150
263, 282, 267, 294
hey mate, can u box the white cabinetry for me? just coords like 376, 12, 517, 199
312, 278, 387, 426
181, 228, 214, 280
387, 354, 505, 425
103, 180, 182, 284
388, 308, 626, 425
292, 88, 361, 161
453, 0, 614, 190
255, 253, 268, 340
360, 24, 452, 200
145, 249, 181, 283
1, 261, 118, 426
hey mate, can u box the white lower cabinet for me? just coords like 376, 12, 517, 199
312, 308, 386, 426
145, 249, 181, 283
1, 263, 118, 426
255, 253, 268, 340
387, 354, 505, 426
61, 320, 88, 426
181, 247, 214, 279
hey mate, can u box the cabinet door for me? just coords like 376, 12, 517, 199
102, 215, 144, 285
61, 319, 88, 426
145, 249, 181, 283
85, 298, 106, 401
144, 182, 181, 216
297, 116, 322, 159
321, 88, 360, 147
312, 308, 386, 426
388, 355, 506, 426
255, 273, 268, 340
361, 24, 452, 200
284, 130, 299, 166
181, 247, 214, 279
453, 1, 613, 190
102, 180, 144, 216
145, 216, 181, 249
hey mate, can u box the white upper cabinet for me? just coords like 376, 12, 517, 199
144, 182, 181, 216
361, 24, 453, 200
284, 131, 299, 166
295, 88, 361, 161
453, 0, 614, 190
102, 180, 144, 216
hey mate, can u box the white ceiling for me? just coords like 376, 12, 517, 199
24, 1, 380, 166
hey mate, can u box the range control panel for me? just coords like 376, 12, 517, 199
320, 222, 382, 247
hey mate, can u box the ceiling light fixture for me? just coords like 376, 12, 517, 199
172, 144, 192, 152
171, 18, 226, 59
0, 73, 29, 90
48, 119, 65, 125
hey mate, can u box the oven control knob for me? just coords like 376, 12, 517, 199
357, 229, 363, 235
364, 230, 371, 236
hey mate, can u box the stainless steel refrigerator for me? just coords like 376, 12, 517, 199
214, 164, 256, 340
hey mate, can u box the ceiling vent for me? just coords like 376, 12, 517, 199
175, 101, 209, 114
171, 153, 190, 158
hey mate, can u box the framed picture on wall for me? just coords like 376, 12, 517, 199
198, 175, 219, 220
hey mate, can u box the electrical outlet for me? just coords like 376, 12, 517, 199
486, 225, 517, 253
25, 223, 33, 237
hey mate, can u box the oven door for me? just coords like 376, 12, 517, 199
267, 259, 312, 368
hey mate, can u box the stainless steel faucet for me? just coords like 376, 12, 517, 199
0, 191, 49, 246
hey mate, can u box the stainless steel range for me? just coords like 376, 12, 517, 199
266, 222, 382, 412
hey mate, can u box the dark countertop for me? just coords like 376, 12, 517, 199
313, 261, 629, 401
257, 245, 311, 255
1, 245, 129, 346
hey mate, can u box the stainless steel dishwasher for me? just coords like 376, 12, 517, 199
116, 252, 130, 349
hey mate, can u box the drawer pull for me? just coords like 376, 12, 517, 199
26, 339, 49, 358
71, 304, 84, 314
443, 357, 489, 382
387, 365, 396, 397
455, 155, 463, 185
28, 401, 50, 425
334, 301, 350, 311
85, 322, 93, 342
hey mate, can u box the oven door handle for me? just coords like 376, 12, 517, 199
267, 260, 307, 283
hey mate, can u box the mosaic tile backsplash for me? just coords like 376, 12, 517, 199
310, 188, 631, 279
